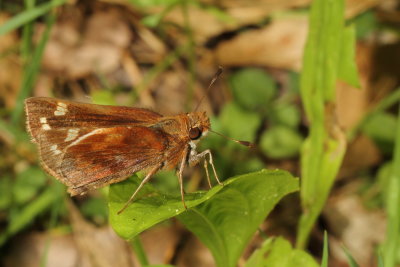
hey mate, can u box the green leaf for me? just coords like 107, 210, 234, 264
260, 126, 303, 159
229, 68, 276, 112
109, 170, 298, 267
362, 112, 396, 154
245, 237, 318, 267
377, 162, 392, 205
321, 231, 329, 267
270, 103, 301, 128
141, 14, 164, 28
109, 174, 225, 240
377, 252, 384, 267
126, 0, 178, 8
342, 246, 359, 267
351, 11, 377, 39
91, 91, 117, 105
382, 105, 400, 267
297, 0, 351, 248
177, 170, 299, 267
337, 25, 360, 88
219, 102, 261, 142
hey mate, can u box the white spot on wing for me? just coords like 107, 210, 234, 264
40, 117, 47, 124
65, 129, 79, 142
58, 102, 67, 108
50, 144, 61, 155
42, 124, 51, 130
54, 102, 68, 116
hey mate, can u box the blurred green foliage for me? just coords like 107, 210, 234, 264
362, 112, 397, 154
229, 68, 276, 113
245, 237, 318, 267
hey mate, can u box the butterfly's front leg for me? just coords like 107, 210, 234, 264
188, 143, 222, 186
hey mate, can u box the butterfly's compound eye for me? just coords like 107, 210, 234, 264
189, 127, 202, 140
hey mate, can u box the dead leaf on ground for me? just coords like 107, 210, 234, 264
336, 43, 373, 131
176, 234, 215, 267
41, 8, 132, 79
4, 232, 82, 267
324, 194, 386, 267
214, 17, 308, 70
140, 223, 183, 265
340, 135, 382, 179
67, 200, 134, 267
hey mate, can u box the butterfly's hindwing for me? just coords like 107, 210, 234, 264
39, 126, 173, 195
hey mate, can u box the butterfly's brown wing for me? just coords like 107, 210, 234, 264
41, 126, 174, 195
25, 97, 162, 143
24, 97, 186, 195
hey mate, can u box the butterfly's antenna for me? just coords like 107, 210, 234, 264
194, 66, 224, 112
210, 130, 255, 148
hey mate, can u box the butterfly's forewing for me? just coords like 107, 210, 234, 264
24, 97, 179, 195
25, 97, 162, 142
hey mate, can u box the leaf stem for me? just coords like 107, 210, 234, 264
131, 235, 149, 266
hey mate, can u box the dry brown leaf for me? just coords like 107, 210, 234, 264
214, 17, 308, 70
345, 0, 380, 18
41, 9, 132, 79
67, 200, 134, 267
324, 194, 385, 267
151, 70, 189, 114
336, 43, 374, 130
140, 224, 182, 265
164, 0, 378, 45
163, 0, 310, 42
340, 135, 382, 179
176, 234, 215, 267
3, 233, 82, 267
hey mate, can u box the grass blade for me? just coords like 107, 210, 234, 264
382, 103, 400, 267
0, 0, 66, 36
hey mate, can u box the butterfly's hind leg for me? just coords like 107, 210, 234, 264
117, 164, 162, 214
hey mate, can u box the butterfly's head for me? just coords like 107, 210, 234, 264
187, 111, 210, 141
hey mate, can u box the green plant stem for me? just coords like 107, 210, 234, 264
383, 103, 400, 267
130, 236, 149, 266
296, 0, 350, 248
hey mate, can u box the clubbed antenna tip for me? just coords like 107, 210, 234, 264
210, 130, 255, 148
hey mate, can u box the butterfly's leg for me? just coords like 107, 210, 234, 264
205, 150, 222, 185
177, 147, 189, 209
203, 159, 212, 188
189, 149, 222, 186
117, 164, 162, 214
